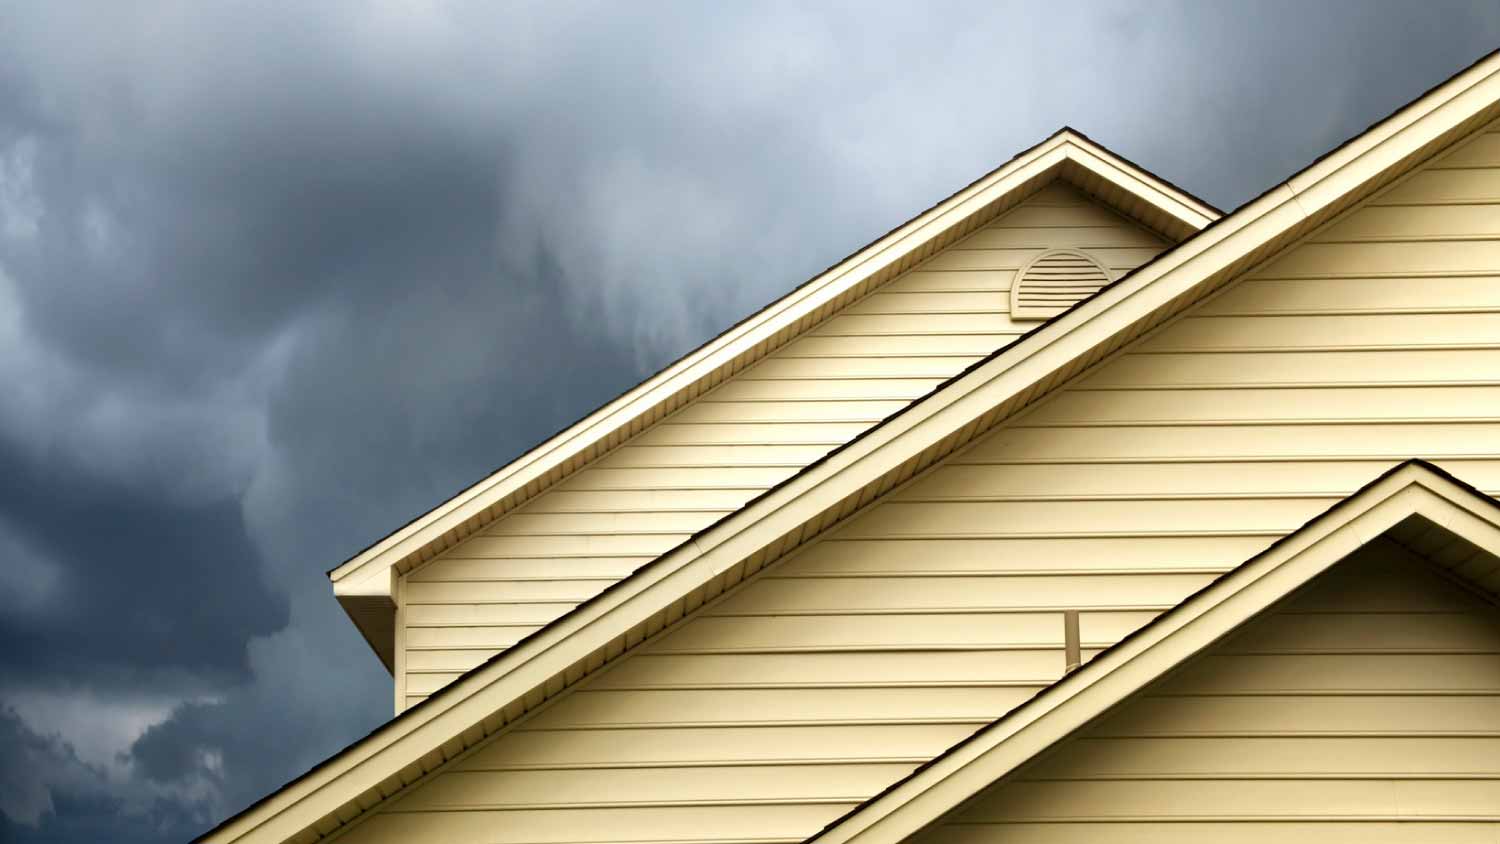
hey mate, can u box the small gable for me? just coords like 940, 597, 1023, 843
394, 180, 1171, 709
916, 538, 1500, 843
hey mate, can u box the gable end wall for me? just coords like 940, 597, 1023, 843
396, 183, 1171, 710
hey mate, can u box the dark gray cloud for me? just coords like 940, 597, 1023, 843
0, 436, 281, 686
0, 2, 1497, 842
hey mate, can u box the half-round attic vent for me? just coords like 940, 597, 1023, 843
1009, 249, 1112, 321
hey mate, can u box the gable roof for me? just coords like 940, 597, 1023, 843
201, 48, 1500, 844
804, 459, 1500, 844
329, 128, 1222, 669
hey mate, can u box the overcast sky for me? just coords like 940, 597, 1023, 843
1, 3, 1498, 842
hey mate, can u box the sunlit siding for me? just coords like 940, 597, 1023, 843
396, 182, 1170, 709
918, 540, 1500, 843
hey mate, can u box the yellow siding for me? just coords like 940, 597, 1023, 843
340, 125, 1500, 844
920, 540, 1500, 843
397, 182, 1171, 708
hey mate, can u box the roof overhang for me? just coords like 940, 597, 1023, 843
202, 49, 1500, 844
330, 128, 1222, 670
805, 460, 1500, 844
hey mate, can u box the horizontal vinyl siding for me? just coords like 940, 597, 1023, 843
365, 578, 1065, 844
396, 182, 1171, 708
922, 542, 1500, 844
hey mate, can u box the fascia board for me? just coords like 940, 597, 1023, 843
1286, 52, 1500, 203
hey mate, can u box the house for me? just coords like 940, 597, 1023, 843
202, 51, 1500, 844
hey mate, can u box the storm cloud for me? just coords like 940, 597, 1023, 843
0, 3, 1497, 841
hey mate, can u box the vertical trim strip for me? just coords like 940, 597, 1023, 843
1063, 610, 1081, 673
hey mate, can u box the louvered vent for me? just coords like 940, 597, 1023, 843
1009, 249, 1112, 320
